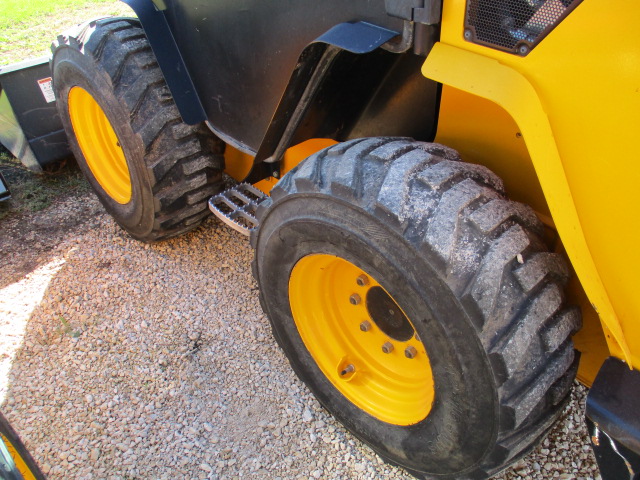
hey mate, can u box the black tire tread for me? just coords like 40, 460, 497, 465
53, 18, 224, 241
255, 137, 579, 479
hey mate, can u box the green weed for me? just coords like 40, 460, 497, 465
57, 315, 81, 338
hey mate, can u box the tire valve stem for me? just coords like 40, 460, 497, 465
340, 364, 355, 376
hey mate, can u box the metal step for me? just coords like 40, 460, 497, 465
208, 183, 268, 236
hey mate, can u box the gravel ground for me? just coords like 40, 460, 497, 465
0, 189, 601, 480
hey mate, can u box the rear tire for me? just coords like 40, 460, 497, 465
52, 18, 224, 242
252, 138, 581, 479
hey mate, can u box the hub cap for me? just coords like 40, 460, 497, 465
68, 87, 131, 204
289, 254, 435, 425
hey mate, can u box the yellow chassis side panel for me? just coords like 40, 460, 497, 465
225, 139, 337, 194
423, 0, 640, 371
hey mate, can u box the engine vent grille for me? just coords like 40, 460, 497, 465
464, 0, 582, 55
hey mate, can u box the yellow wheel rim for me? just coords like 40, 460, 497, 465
289, 254, 435, 425
1, 433, 36, 480
68, 86, 131, 204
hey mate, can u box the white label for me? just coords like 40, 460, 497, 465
37, 77, 56, 103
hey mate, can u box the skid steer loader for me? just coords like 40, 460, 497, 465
47, 0, 640, 478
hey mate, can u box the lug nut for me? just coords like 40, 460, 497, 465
382, 342, 394, 354
340, 364, 355, 376
349, 293, 361, 305
359, 321, 371, 332
356, 274, 370, 287
405, 346, 418, 359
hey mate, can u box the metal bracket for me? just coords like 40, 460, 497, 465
385, 0, 441, 25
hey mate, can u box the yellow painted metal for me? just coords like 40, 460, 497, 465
423, 0, 640, 371
435, 86, 608, 384
435, 86, 548, 218
68, 87, 131, 204
281, 138, 337, 174
568, 274, 609, 387
289, 254, 435, 425
255, 139, 337, 193
1, 433, 36, 480
223, 145, 254, 182
224, 139, 338, 194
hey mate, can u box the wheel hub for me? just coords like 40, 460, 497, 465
68, 86, 131, 204
289, 254, 435, 425
366, 286, 415, 341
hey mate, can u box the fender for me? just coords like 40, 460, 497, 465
247, 20, 439, 185
120, 0, 403, 133
251, 22, 399, 172
120, 0, 206, 124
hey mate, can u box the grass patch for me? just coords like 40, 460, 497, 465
0, 0, 117, 31
0, 0, 133, 65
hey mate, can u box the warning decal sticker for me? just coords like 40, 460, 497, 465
37, 77, 56, 103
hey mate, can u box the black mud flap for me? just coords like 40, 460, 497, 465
586, 357, 640, 480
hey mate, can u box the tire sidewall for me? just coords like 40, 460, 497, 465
52, 45, 156, 239
256, 194, 499, 477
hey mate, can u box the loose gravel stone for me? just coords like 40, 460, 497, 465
0, 191, 600, 479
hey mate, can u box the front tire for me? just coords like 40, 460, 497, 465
52, 18, 224, 242
252, 138, 581, 479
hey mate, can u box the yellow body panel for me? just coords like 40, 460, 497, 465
223, 145, 254, 182
435, 86, 549, 219
423, 0, 640, 374
225, 139, 337, 194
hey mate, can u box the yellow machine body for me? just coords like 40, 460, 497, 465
421, 0, 640, 383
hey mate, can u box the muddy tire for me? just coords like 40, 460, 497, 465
252, 138, 581, 479
51, 18, 224, 242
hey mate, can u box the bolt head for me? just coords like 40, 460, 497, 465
340, 364, 355, 376
359, 321, 371, 332
405, 346, 417, 359
382, 342, 394, 354
349, 293, 361, 305
356, 274, 370, 287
